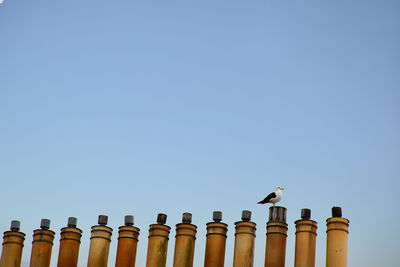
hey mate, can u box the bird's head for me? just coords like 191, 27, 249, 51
276, 186, 284, 190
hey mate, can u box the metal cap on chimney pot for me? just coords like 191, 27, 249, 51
40, 219, 51, 230
125, 215, 134, 226
98, 215, 108, 226
67, 217, 78, 228
10, 220, 20, 232
332, 207, 342, 218
157, 213, 167, 225
301, 208, 311, 220
241, 210, 252, 222
182, 212, 192, 224
268, 206, 287, 223
213, 211, 222, 222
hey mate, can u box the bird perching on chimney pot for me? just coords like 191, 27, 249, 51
258, 186, 284, 206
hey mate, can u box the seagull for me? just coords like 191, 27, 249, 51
257, 186, 284, 206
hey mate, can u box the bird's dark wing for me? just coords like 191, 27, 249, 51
257, 192, 276, 204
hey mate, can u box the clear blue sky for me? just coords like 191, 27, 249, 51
1, 1, 399, 266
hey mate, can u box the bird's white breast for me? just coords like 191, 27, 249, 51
271, 189, 282, 203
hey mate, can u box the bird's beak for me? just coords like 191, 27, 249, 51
280, 187, 285, 190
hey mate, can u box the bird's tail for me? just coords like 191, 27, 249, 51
257, 200, 264, 204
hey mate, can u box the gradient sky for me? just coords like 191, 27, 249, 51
1, 1, 399, 266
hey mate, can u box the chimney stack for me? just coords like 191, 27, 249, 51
204, 211, 228, 267
57, 217, 82, 267
172, 212, 197, 267
233, 210, 256, 267
145, 213, 171, 267
0, 220, 25, 267
294, 209, 317, 267
265, 206, 288, 267
115, 215, 140, 267
326, 207, 349, 267
29, 219, 55, 267
87, 215, 113, 267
